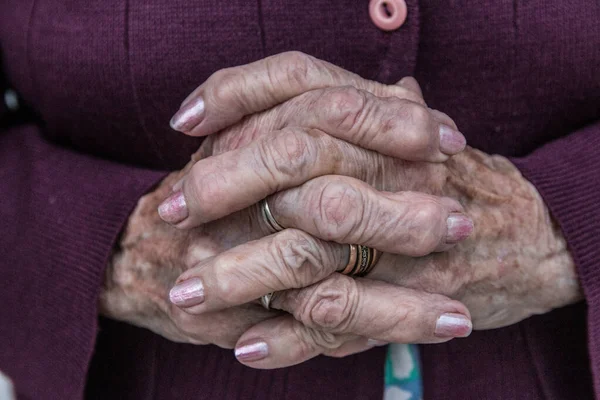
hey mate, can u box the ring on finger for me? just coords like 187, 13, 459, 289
261, 198, 381, 277
260, 292, 275, 310
339, 244, 381, 277
260, 198, 285, 233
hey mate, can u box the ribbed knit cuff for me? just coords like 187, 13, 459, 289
33, 154, 169, 354
510, 121, 600, 394
0, 125, 168, 399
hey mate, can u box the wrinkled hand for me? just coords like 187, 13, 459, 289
159, 52, 466, 229
103, 52, 581, 371
161, 53, 581, 367
100, 53, 471, 350
99, 159, 472, 349
185, 147, 582, 368
99, 170, 273, 346
367, 148, 584, 329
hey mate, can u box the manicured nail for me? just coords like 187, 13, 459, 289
439, 125, 466, 155
446, 214, 474, 243
366, 339, 389, 347
435, 313, 473, 338
169, 277, 205, 307
170, 96, 205, 132
235, 340, 269, 362
158, 190, 188, 224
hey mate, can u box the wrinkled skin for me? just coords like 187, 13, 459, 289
365, 149, 582, 329
101, 121, 582, 348
100, 53, 581, 350
100, 165, 272, 346
100, 71, 469, 347
200, 127, 584, 330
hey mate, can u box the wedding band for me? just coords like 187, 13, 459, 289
260, 198, 285, 233
339, 244, 381, 277
262, 244, 379, 310
340, 244, 358, 275
260, 292, 274, 310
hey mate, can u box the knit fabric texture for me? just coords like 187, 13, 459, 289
0, 0, 598, 399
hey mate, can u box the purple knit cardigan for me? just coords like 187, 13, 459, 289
0, 0, 598, 399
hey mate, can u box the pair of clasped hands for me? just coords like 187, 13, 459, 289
101, 52, 582, 368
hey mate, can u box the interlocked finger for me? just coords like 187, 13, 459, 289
233, 275, 472, 369
265, 175, 473, 257
170, 51, 427, 137
169, 229, 350, 314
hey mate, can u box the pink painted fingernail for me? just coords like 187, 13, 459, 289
366, 339, 389, 347
169, 277, 205, 307
235, 340, 269, 362
158, 190, 188, 224
435, 313, 473, 338
170, 96, 205, 132
446, 214, 474, 243
439, 125, 466, 155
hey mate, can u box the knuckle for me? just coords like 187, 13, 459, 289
209, 68, 244, 106
400, 102, 434, 152
319, 86, 368, 132
406, 102, 432, 127
277, 51, 320, 90
315, 180, 364, 241
258, 129, 315, 183
272, 230, 328, 286
408, 200, 446, 256
187, 163, 225, 215
211, 259, 246, 305
306, 278, 357, 331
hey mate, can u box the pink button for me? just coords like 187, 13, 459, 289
369, 0, 407, 31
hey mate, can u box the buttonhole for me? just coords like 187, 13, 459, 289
381, 2, 394, 18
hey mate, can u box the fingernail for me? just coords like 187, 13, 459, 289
158, 190, 188, 224
439, 125, 466, 155
446, 214, 474, 243
366, 339, 389, 347
169, 277, 205, 307
235, 340, 269, 362
435, 313, 473, 338
170, 96, 205, 132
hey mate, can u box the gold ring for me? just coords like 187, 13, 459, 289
339, 244, 381, 277
260, 198, 285, 233
340, 244, 358, 275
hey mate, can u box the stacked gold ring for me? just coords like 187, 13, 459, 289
258, 198, 382, 310
339, 244, 381, 277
